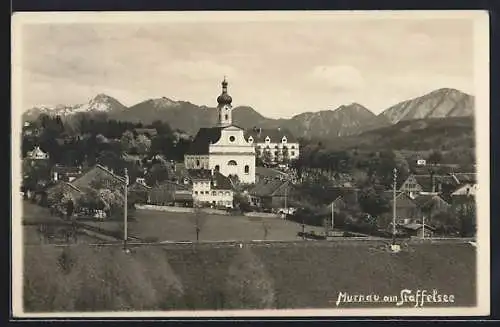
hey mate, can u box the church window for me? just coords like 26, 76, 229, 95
291, 145, 295, 149
244, 165, 249, 174
228, 160, 237, 166
265, 137, 270, 143
212, 191, 217, 196
225, 114, 229, 121
274, 151, 278, 155
229, 136, 235, 142
196, 159, 200, 167
215, 165, 220, 172
275, 145, 278, 149
291, 151, 295, 156
194, 191, 198, 195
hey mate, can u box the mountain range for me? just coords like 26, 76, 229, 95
23, 88, 474, 140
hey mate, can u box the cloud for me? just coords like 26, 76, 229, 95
163, 60, 237, 81
309, 65, 365, 90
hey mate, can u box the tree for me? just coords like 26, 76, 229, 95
135, 134, 152, 155
261, 220, 270, 240
428, 150, 443, 165
261, 150, 273, 166
120, 131, 136, 152
359, 186, 391, 218
145, 163, 170, 186
190, 207, 207, 242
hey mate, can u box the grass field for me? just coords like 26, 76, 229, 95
23, 241, 477, 312
21, 202, 109, 245
81, 208, 327, 242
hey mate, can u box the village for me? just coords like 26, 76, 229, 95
21, 78, 477, 245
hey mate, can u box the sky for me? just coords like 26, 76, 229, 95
16, 12, 475, 118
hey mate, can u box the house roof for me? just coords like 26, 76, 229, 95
51, 165, 82, 175
413, 194, 450, 208
249, 178, 291, 197
212, 172, 234, 190
453, 173, 477, 184
70, 164, 127, 190
188, 169, 212, 180
186, 127, 224, 155
255, 166, 287, 179
245, 128, 297, 143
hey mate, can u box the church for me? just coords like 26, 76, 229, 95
184, 78, 256, 184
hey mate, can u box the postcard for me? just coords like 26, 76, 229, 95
11, 10, 490, 318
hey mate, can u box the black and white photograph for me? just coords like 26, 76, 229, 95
11, 11, 490, 317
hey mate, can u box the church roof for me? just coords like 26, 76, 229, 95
186, 127, 224, 155
245, 128, 298, 143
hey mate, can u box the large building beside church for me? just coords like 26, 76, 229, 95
184, 78, 256, 184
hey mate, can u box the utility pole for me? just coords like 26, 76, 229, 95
392, 168, 397, 240
124, 168, 129, 252
331, 200, 335, 234
422, 214, 425, 240
283, 178, 288, 219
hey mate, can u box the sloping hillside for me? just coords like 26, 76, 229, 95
330, 117, 475, 152
380, 88, 474, 124
24, 241, 476, 312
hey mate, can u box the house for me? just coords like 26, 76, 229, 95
148, 180, 193, 207
189, 169, 234, 208
245, 127, 300, 164
413, 194, 451, 219
70, 164, 127, 192
50, 165, 83, 182
382, 191, 419, 223
46, 181, 83, 208
398, 173, 462, 198
248, 177, 294, 212
450, 183, 477, 215
398, 223, 436, 238
26, 146, 49, 160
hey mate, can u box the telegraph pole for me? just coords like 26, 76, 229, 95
392, 168, 397, 240
331, 201, 335, 233
422, 214, 425, 240
124, 168, 129, 252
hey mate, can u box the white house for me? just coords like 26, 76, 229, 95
189, 169, 235, 208
26, 146, 49, 160
245, 127, 300, 164
184, 78, 256, 184
451, 183, 478, 196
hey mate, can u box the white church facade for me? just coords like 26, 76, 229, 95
184, 78, 256, 184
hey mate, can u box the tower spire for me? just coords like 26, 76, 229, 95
216, 76, 233, 126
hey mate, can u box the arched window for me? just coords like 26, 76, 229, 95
196, 159, 200, 167
244, 165, 250, 174
291, 145, 295, 149
225, 114, 229, 120
228, 160, 237, 166
215, 165, 220, 172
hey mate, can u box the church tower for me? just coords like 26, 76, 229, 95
216, 77, 233, 127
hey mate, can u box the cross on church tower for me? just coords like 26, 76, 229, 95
216, 76, 233, 127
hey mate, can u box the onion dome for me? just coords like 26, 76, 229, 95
217, 77, 232, 105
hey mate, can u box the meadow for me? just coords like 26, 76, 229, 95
23, 240, 476, 312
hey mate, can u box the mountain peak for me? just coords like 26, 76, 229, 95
380, 88, 474, 124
